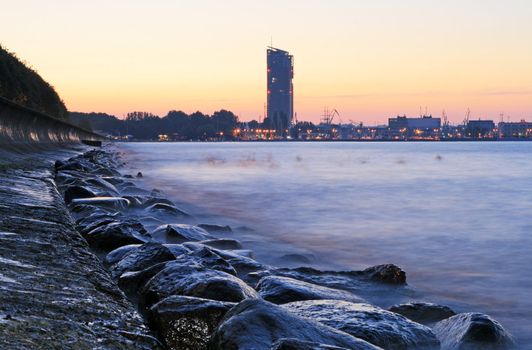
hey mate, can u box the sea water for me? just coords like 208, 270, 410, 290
119, 141, 532, 343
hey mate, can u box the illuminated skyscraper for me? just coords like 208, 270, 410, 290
267, 47, 293, 133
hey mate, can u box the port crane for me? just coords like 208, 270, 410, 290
320, 108, 341, 125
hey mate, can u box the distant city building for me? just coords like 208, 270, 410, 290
498, 120, 532, 139
388, 115, 441, 139
267, 47, 293, 134
466, 120, 496, 138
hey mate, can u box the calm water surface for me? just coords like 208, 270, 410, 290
119, 142, 532, 344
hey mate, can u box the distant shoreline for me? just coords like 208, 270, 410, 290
111, 138, 532, 143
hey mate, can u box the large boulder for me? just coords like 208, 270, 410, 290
152, 224, 214, 243
208, 299, 380, 350
172, 246, 237, 276
118, 262, 169, 297
147, 295, 235, 350
145, 203, 190, 217
271, 338, 351, 350
140, 264, 258, 310
256, 276, 366, 305
388, 303, 456, 326
433, 313, 515, 350
361, 264, 406, 285
63, 185, 96, 204
71, 196, 130, 210
283, 300, 439, 350
105, 244, 142, 265
84, 220, 151, 251
110, 243, 176, 279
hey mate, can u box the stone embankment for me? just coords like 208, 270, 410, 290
49, 147, 516, 350
0, 148, 160, 349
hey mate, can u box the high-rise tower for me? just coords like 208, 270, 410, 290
267, 47, 293, 134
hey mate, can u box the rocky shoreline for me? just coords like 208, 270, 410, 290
7, 145, 516, 349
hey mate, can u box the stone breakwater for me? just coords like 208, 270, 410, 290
4, 146, 516, 349
0, 149, 160, 349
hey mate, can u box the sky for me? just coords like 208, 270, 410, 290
1, 0, 531, 124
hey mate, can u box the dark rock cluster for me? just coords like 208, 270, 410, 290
54, 148, 516, 350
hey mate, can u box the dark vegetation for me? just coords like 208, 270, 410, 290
0, 45, 68, 120
70, 110, 240, 140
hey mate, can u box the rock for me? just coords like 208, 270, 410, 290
180, 246, 237, 275
163, 244, 191, 257
152, 224, 214, 244
85, 177, 120, 195
84, 221, 151, 251
105, 244, 142, 266
256, 276, 366, 305
433, 313, 515, 350
388, 303, 456, 325
78, 217, 120, 236
362, 264, 406, 285
64, 185, 96, 204
140, 264, 258, 310
71, 197, 130, 210
118, 262, 169, 297
75, 211, 121, 228
146, 203, 190, 217
147, 295, 235, 350
199, 238, 243, 250
122, 195, 144, 208
110, 243, 176, 279
213, 249, 271, 277
141, 197, 176, 208
208, 299, 380, 350
198, 224, 232, 233
137, 172, 143, 178
283, 300, 440, 350
271, 338, 351, 350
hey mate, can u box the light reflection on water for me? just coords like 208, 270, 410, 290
120, 141, 532, 344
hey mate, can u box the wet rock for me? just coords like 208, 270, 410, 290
141, 197, 176, 208
208, 299, 380, 350
213, 248, 271, 277
63, 185, 96, 204
85, 177, 120, 195
199, 238, 243, 250
75, 211, 121, 228
283, 300, 440, 350
163, 244, 191, 257
119, 262, 169, 297
362, 264, 406, 285
71, 196, 130, 210
198, 224, 232, 233
388, 302, 456, 325
433, 313, 515, 350
147, 295, 235, 350
146, 203, 190, 217
78, 216, 120, 236
123, 195, 144, 208
137, 172, 143, 178
166, 246, 237, 276
256, 275, 366, 304
152, 224, 214, 243
105, 244, 142, 266
84, 221, 151, 251
271, 338, 350, 350
140, 264, 258, 310
110, 242, 176, 279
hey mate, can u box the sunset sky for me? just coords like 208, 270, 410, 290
2, 0, 531, 123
